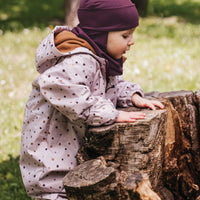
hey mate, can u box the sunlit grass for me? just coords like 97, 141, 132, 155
124, 17, 200, 92
0, 27, 51, 161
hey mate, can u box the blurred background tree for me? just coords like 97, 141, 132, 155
132, 0, 149, 17
64, 0, 80, 27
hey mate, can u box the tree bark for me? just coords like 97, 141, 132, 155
64, 0, 80, 27
158, 90, 200, 199
63, 90, 200, 200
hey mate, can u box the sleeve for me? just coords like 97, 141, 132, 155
115, 76, 144, 107
37, 54, 119, 126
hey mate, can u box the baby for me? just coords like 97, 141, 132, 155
20, 0, 164, 199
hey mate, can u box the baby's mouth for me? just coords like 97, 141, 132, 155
123, 48, 130, 54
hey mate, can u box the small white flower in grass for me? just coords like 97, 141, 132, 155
46, 27, 52, 33
20, 102, 25, 107
0, 80, 6, 85
23, 28, 30, 34
5, 47, 10, 52
133, 67, 140, 75
175, 67, 183, 75
8, 91, 15, 98
21, 64, 27, 69
16, 38, 21, 44
143, 60, 149, 67
8, 65, 13, 70
186, 55, 191, 61
182, 60, 187, 65
173, 52, 179, 58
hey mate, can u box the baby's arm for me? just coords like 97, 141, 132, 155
114, 77, 164, 122
38, 54, 120, 126
115, 76, 144, 108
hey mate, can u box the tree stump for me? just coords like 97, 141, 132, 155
63, 90, 200, 200
64, 109, 166, 199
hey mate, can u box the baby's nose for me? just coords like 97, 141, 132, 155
128, 38, 134, 46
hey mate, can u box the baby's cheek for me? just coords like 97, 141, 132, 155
120, 44, 127, 52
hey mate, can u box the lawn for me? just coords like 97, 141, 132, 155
124, 16, 200, 92
0, 0, 200, 199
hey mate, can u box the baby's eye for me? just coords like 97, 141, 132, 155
122, 35, 129, 39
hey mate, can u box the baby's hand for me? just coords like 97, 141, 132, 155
115, 110, 146, 123
131, 94, 164, 110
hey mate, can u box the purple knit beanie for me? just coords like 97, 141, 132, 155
78, 0, 139, 31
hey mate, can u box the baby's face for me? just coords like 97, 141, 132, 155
107, 28, 136, 59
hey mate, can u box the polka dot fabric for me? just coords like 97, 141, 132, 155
20, 26, 144, 200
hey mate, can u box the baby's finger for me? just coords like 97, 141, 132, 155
129, 112, 146, 119
144, 102, 156, 110
130, 111, 146, 116
126, 118, 137, 122
152, 101, 165, 109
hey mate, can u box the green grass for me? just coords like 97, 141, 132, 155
0, 28, 51, 161
148, 0, 200, 24
124, 16, 200, 92
0, 0, 200, 199
0, 155, 32, 200
0, 0, 64, 32
0, 27, 50, 200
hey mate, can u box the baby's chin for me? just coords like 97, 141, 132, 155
116, 53, 124, 60
108, 53, 123, 60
